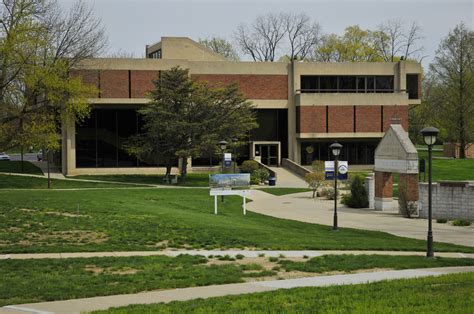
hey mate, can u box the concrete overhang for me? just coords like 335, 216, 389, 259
296, 93, 410, 106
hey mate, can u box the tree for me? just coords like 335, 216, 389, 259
372, 20, 424, 62
345, 175, 369, 208
126, 67, 257, 182
235, 13, 286, 61
283, 13, 321, 60
199, 37, 240, 61
313, 26, 381, 62
0, 0, 107, 152
426, 23, 474, 158
305, 160, 325, 198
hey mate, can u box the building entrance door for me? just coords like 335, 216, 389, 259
257, 144, 278, 166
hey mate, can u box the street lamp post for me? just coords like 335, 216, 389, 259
218, 140, 228, 203
420, 126, 439, 258
329, 142, 342, 231
232, 138, 238, 174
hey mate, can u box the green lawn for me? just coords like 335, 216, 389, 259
0, 174, 145, 189
1, 188, 473, 253
0, 254, 274, 306
71, 173, 212, 187
1, 254, 473, 306
259, 187, 311, 196
97, 272, 474, 313
278, 254, 474, 273
0, 161, 43, 175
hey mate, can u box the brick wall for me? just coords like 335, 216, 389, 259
70, 70, 99, 97
375, 171, 393, 198
383, 106, 408, 131
192, 74, 288, 99
328, 106, 354, 133
131, 70, 158, 98
398, 173, 419, 201
298, 106, 326, 133
356, 106, 381, 132
100, 70, 129, 98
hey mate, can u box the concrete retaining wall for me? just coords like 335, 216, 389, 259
419, 181, 474, 221
282, 158, 311, 179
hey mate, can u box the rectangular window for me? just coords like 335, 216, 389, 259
357, 77, 366, 93
320, 76, 338, 92
375, 76, 394, 93
339, 76, 356, 92
367, 76, 375, 93
406, 74, 419, 99
300, 76, 319, 92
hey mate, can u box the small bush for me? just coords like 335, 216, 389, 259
279, 254, 286, 258
218, 255, 235, 261
268, 257, 279, 262
254, 168, 270, 184
250, 173, 260, 185
240, 160, 259, 173
436, 218, 448, 223
235, 254, 245, 260
258, 253, 265, 257
303, 255, 309, 259
452, 219, 471, 226
345, 175, 369, 208
324, 187, 335, 200
272, 266, 281, 271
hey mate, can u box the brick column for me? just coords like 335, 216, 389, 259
375, 171, 394, 211
398, 173, 419, 215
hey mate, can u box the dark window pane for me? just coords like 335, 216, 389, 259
117, 110, 138, 167
96, 109, 117, 167
406, 74, 419, 99
319, 76, 337, 92
375, 76, 394, 92
339, 76, 356, 92
367, 77, 375, 93
76, 111, 97, 167
357, 77, 366, 93
300, 76, 319, 92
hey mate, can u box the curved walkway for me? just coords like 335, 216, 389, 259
247, 190, 474, 247
2, 266, 473, 314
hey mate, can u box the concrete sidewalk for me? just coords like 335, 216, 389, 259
247, 190, 474, 247
1, 249, 473, 260
2, 266, 473, 314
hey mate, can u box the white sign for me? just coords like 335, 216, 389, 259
210, 189, 250, 215
224, 153, 232, 161
325, 161, 348, 173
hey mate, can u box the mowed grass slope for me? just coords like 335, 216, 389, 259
0, 254, 274, 306
71, 173, 211, 187
0, 161, 43, 175
1, 254, 473, 306
98, 272, 474, 313
0, 188, 473, 253
0, 174, 146, 189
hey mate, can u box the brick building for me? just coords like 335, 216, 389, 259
62, 37, 422, 175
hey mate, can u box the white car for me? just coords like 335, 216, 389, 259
0, 152, 10, 161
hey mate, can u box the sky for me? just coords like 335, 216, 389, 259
61, 0, 473, 68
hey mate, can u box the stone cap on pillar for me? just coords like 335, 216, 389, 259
374, 124, 418, 174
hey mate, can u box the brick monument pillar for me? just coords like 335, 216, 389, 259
398, 173, 419, 214
374, 171, 394, 211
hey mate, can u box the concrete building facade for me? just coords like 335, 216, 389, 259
62, 37, 422, 175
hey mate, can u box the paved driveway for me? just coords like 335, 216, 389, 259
247, 190, 474, 247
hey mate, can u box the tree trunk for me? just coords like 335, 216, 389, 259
312, 189, 316, 199
180, 157, 188, 183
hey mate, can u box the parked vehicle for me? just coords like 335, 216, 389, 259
0, 152, 11, 161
